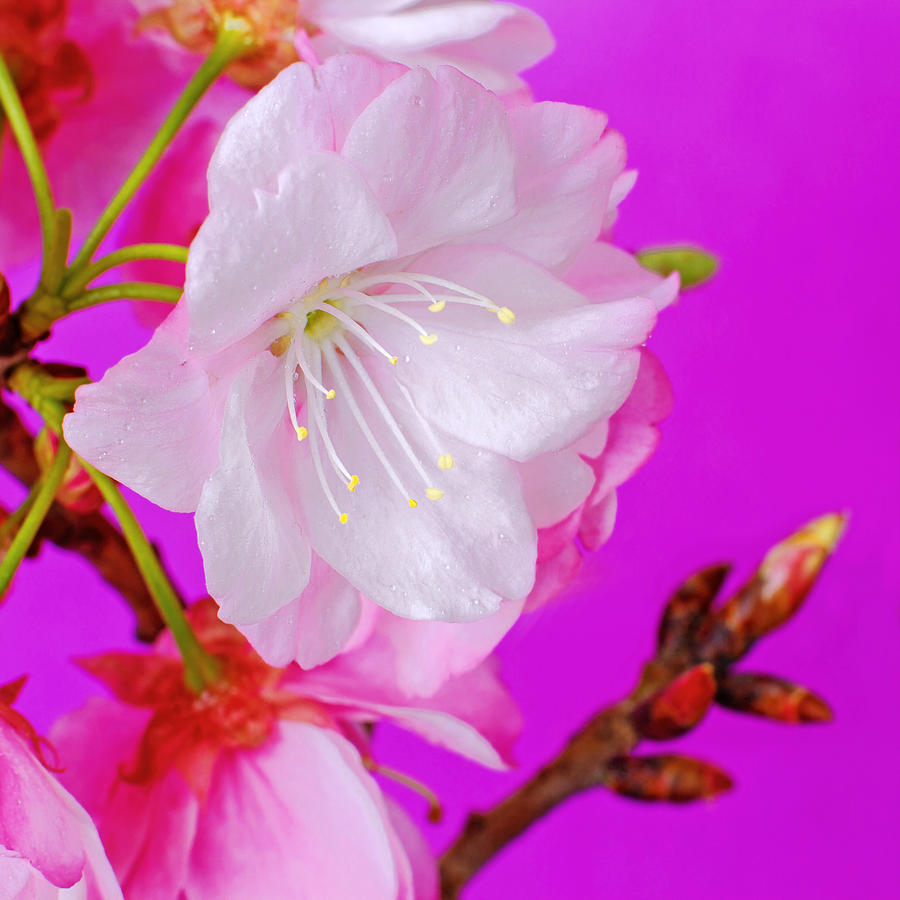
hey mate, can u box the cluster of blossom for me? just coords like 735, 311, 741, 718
0, 0, 680, 896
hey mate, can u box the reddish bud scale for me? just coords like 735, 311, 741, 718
0, 0, 93, 142
716, 672, 832, 723
631, 664, 717, 740
603, 754, 733, 803
656, 564, 730, 657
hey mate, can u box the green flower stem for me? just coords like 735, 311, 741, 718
0, 482, 40, 550
68, 23, 253, 275
62, 243, 189, 298
67, 282, 182, 311
0, 440, 71, 598
82, 461, 221, 693
0, 53, 56, 286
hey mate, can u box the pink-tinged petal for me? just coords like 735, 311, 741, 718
64, 305, 219, 513
579, 490, 619, 552
519, 449, 595, 529
196, 357, 312, 624
383, 799, 438, 900
298, 650, 520, 768
0, 723, 85, 889
189, 151, 397, 354
396, 4, 554, 94
341, 66, 516, 256
306, 0, 422, 18
527, 540, 583, 612
369, 598, 524, 697
294, 357, 536, 620
313, 55, 408, 151
207, 63, 332, 205
365, 246, 655, 462
0, 857, 34, 899
187, 725, 399, 900
475, 103, 626, 268
565, 241, 680, 310
237, 561, 361, 669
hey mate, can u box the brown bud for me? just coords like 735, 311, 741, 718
603, 754, 732, 803
657, 564, 730, 656
716, 672, 832, 723
34, 429, 104, 514
632, 664, 717, 740
698, 514, 846, 665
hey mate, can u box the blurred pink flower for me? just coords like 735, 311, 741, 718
0, 0, 244, 272
0, 676, 122, 899
135, 0, 553, 93
51, 599, 517, 898
65, 55, 662, 663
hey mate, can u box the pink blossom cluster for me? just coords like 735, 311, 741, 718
0, 0, 677, 895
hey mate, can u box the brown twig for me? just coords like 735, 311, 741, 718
0, 397, 167, 640
439, 514, 844, 899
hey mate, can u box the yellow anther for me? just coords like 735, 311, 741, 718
428, 300, 446, 313
326, 389, 336, 399
295, 426, 308, 441
437, 454, 454, 470
339, 513, 349, 524
408, 498, 418, 509
269, 334, 292, 358
390, 356, 398, 365
419, 333, 438, 346
347, 475, 359, 493
426, 488, 444, 501
496, 306, 516, 325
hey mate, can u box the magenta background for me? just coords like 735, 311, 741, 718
2, 0, 899, 897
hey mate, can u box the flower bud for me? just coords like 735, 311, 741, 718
716, 672, 832, 723
657, 564, 730, 657
631, 664, 717, 740
698, 514, 846, 665
603, 754, 732, 803
34, 428, 103, 514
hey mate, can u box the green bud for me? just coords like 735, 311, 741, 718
636, 246, 718, 289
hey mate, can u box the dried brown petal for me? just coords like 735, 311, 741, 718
632, 664, 717, 740
603, 754, 732, 803
716, 672, 832, 723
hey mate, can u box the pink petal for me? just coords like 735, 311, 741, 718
187, 725, 399, 899
64, 304, 220, 513
188, 151, 398, 354
341, 66, 516, 256
237, 561, 361, 668
196, 357, 312, 624
293, 357, 536, 620
519, 448, 595, 529
365, 245, 655, 462
384, 799, 438, 900
476, 102, 626, 268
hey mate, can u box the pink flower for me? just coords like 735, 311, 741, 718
51, 600, 518, 898
0, 0, 244, 269
0, 676, 122, 899
65, 55, 659, 664
135, 0, 553, 93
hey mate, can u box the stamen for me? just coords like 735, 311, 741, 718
336, 338, 435, 492
363, 758, 443, 823
347, 475, 359, 493
306, 347, 354, 485
322, 343, 414, 503
408, 498, 418, 508
438, 454, 454, 470
426, 488, 444, 501
309, 301, 399, 366
294, 338, 334, 399
395, 383, 454, 477
428, 300, 446, 313
296, 426, 308, 441
283, 358, 304, 438
496, 306, 516, 324
339, 289, 434, 340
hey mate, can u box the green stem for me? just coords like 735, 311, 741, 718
68, 24, 252, 273
67, 282, 182, 311
0, 483, 41, 549
0, 441, 71, 597
62, 243, 189, 298
0, 53, 55, 285
82, 462, 220, 692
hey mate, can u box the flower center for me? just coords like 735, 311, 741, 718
273, 270, 516, 525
